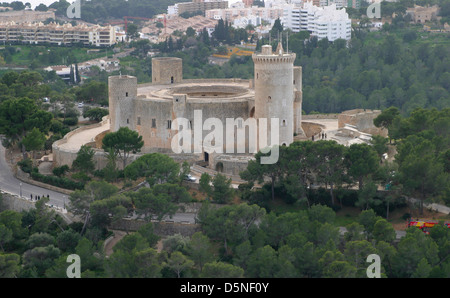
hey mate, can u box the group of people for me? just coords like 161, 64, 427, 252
312, 132, 327, 141
30, 194, 49, 201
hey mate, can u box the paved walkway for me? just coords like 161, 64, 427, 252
304, 118, 349, 145
58, 121, 110, 151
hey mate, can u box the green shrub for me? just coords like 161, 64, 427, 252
31, 171, 85, 190
63, 117, 78, 126
71, 172, 91, 182
18, 158, 33, 173
52, 165, 69, 177
93, 169, 105, 178
45, 134, 62, 150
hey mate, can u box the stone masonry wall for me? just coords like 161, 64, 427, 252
0, 191, 36, 213
108, 219, 202, 237
338, 109, 388, 137
152, 57, 183, 85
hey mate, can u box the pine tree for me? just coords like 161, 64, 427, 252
75, 63, 80, 84
69, 65, 75, 84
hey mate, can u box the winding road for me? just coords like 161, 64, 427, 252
0, 143, 68, 209
0, 142, 197, 224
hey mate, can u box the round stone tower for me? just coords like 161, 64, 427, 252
252, 43, 296, 147
108, 75, 137, 132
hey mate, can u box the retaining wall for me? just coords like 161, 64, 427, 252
0, 191, 36, 213
301, 121, 325, 138
108, 219, 202, 237
52, 116, 110, 169
337, 109, 387, 137
303, 114, 339, 120
0, 191, 75, 223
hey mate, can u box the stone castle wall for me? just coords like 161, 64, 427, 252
301, 121, 326, 138
108, 219, 202, 237
151, 57, 183, 85
338, 109, 388, 137
52, 116, 111, 170
54, 51, 301, 176
0, 191, 74, 224
303, 114, 340, 120
108, 75, 137, 132
0, 191, 36, 213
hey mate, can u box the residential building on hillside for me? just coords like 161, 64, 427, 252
264, 0, 303, 8
205, 5, 284, 22
44, 65, 71, 81
168, 0, 229, 16
347, 0, 362, 9
233, 15, 262, 27
0, 22, 116, 46
283, 2, 351, 41
405, 5, 440, 23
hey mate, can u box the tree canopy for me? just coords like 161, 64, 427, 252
102, 126, 144, 169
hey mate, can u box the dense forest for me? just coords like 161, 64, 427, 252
1, 194, 449, 278
374, 107, 450, 208
295, 31, 450, 115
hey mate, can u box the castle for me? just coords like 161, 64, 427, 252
108, 43, 304, 176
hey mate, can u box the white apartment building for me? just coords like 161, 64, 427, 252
168, 0, 229, 16
168, 4, 179, 15
268, 0, 349, 9
0, 22, 116, 47
233, 15, 262, 28
318, 0, 347, 8
283, 5, 302, 31
264, 0, 303, 8
205, 6, 284, 22
283, 2, 351, 41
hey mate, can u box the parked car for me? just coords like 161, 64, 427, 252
78, 102, 84, 108
184, 174, 197, 182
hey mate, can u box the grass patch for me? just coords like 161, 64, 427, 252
265, 198, 304, 214
335, 207, 361, 227
3, 45, 110, 67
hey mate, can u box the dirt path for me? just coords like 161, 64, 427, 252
104, 230, 165, 256
156, 239, 164, 253
104, 230, 127, 256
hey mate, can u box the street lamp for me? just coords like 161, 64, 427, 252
19, 182, 22, 198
